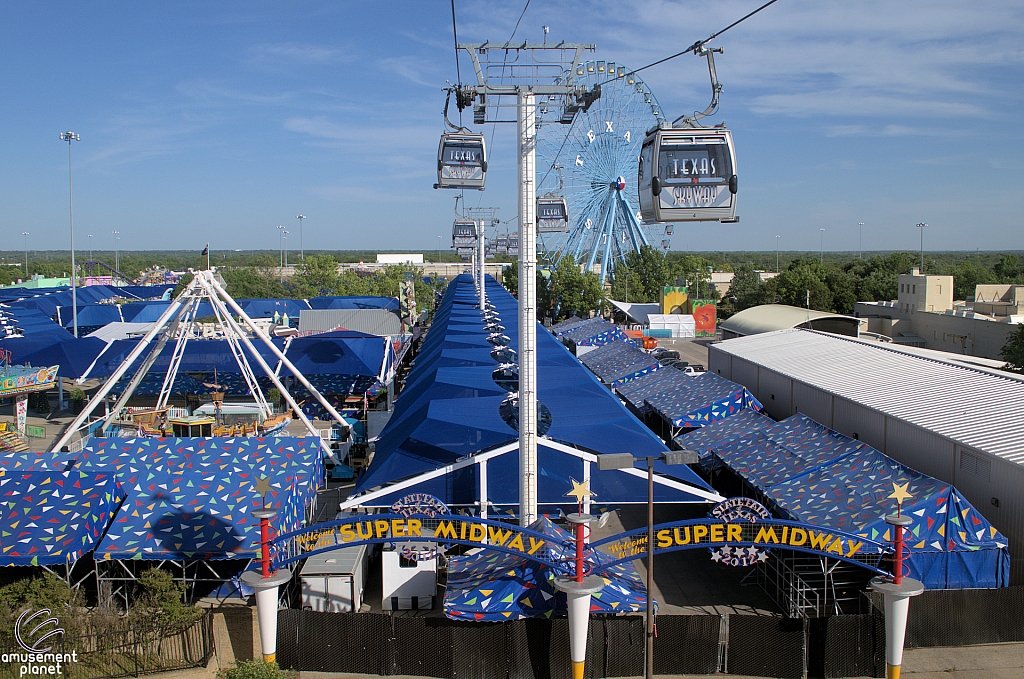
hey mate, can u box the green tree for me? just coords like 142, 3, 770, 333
131, 568, 202, 630
1000, 323, 1024, 374
669, 254, 713, 299
824, 267, 858, 314
765, 260, 833, 311
994, 254, 1021, 282
620, 245, 670, 302
548, 255, 604, 320
292, 254, 341, 296
726, 265, 767, 311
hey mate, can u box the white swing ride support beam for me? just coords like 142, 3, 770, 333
205, 274, 351, 431
194, 274, 334, 462
50, 295, 187, 452
201, 281, 272, 419
156, 297, 201, 409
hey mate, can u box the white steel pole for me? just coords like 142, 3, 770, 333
518, 90, 538, 527
478, 219, 486, 311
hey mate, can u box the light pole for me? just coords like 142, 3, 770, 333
88, 234, 93, 262
819, 228, 825, 265
858, 222, 865, 260
60, 131, 80, 338
283, 231, 289, 268
21, 232, 29, 277
437, 235, 441, 266
276, 225, 285, 268
598, 450, 698, 679
775, 234, 780, 272
112, 230, 120, 283
916, 223, 928, 272
295, 215, 305, 262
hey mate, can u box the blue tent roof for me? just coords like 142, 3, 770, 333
579, 341, 662, 386
58, 304, 123, 328
0, 469, 126, 567
445, 516, 650, 621
120, 301, 174, 323
682, 411, 1009, 589
282, 332, 393, 382
308, 296, 399, 310
675, 408, 775, 465
616, 369, 763, 428
766, 448, 1009, 589
351, 275, 717, 507
79, 437, 321, 560
236, 299, 312, 318
559, 318, 630, 348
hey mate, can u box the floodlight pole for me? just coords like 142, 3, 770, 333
916, 223, 927, 272
858, 222, 865, 260
22, 232, 28, 277
296, 215, 305, 262
60, 131, 80, 338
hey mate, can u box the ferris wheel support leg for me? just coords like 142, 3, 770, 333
518, 90, 538, 528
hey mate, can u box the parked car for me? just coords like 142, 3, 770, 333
658, 357, 678, 367
670, 360, 689, 370
650, 347, 679, 360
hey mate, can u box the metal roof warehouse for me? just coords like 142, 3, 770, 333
708, 328, 1024, 583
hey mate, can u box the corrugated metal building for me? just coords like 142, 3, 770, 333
708, 328, 1024, 584
298, 309, 403, 336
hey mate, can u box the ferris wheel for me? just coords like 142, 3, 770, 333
536, 59, 667, 282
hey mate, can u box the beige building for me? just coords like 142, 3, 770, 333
856, 270, 1021, 361
897, 268, 953, 314
974, 284, 1024, 317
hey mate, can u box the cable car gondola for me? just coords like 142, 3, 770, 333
639, 124, 737, 222
638, 45, 738, 223
537, 195, 569, 233
494, 236, 509, 255
507, 234, 520, 257
436, 132, 487, 190
452, 219, 479, 249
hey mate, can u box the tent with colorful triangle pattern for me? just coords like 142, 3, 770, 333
0, 469, 126, 566
444, 516, 651, 621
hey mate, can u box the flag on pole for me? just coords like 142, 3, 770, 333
201, 244, 209, 256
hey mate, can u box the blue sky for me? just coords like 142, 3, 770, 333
1, 1, 1021, 254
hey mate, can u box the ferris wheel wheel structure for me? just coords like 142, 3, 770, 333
536, 59, 668, 282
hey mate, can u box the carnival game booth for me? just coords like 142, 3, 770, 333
555, 318, 632, 356
345, 275, 722, 516
1, 436, 322, 604
615, 368, 763, 442
676, 413, 1009, 616
578, 341, 663, 389
0, 469, 126, 585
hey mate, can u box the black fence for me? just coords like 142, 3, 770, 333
0, 611, 215, 679
276, 610, 884, 678
864, 585, 1024, 648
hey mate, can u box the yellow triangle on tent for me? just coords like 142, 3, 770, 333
480, 590, 493, 596
938, 524, 945, 537
914, 541, 925, 549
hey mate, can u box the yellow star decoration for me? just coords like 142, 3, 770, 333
888, 481, 913, 506
565, 478, 595, 504
254, 476, 273, 496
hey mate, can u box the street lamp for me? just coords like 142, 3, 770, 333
916, 223, 928, 272
283, 231, 289, 268
112, 230, 120, 283
775, 234, 780, 272
295, 215, 305, 262
276, 225, 285, 268
60, 131, 80, 338
88, 234, 93, 262
21, 232, 29, 277
437, 235, 441, 265
597, 449, 698, 679
858, 222, 865, 260
819, 228, 825, 265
